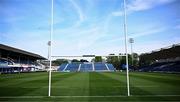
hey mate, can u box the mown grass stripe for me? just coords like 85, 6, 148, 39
0, 72, 180, 101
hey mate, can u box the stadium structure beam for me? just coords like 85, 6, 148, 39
123, 0, 130, 96
48, 0, 53, 97
51, 55, 126, 58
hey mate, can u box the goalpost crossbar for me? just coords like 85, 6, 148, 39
51, 55, 126, 58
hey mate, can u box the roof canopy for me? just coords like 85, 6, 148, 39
0, 44, 46, 60
140, 44, 180, 61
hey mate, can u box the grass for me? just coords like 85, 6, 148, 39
0, 72, 180, 101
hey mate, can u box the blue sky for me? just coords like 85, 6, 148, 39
0, 0, 180, 58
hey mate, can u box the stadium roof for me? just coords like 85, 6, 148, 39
0, 44, 46, 60
140, 43, 180, 61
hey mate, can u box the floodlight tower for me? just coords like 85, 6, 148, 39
47, 41, 51, 60
129, 38, 134, 66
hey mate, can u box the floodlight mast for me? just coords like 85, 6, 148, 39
123, 0, 130, 96
129, 38, 134, 66
48, 0, 53, 97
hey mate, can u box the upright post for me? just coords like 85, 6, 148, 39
123, 0, 130, 96
48, 0, 54, 97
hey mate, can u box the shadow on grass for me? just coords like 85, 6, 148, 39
87, 72, 168, 101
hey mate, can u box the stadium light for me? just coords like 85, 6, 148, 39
129, 38, 134, 66
48, 0, 54, 97
123, 0, 130, 96
47, 41, 51, 59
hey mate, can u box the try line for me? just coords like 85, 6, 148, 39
0, 95, 180, 98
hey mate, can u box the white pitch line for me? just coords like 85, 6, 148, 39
113, 86, 159, 88
0, 95, 180, 98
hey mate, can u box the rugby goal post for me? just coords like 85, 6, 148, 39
48, 0, 130, 97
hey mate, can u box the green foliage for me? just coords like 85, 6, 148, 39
71, 59, 80, 62
106, 54, 121, 70
80, 59, 88, 62
106, 53, 139, 70
94, 56, 102, 62
52, 59, 68, 66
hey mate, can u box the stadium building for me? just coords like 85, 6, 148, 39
139, 43, 180, 72
0, 44, 46, 74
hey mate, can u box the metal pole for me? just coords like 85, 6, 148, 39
131, 42, 133, 66
129, 38, 134, 66
48, 0, 53, 97
123, 0, 130, 96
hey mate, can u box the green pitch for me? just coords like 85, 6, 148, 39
0, 72, 180, 101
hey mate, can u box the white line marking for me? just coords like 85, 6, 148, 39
0, 95, 180, 98
113, 85, 159, 88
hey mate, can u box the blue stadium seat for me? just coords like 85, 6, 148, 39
107, 64, 115, 71
139, 61, 180, 72
80, 63, 93, 72
65, 63, 79, 72
58, 63, 115, 72
94, 63, 107, 71
58, 63, 67, 71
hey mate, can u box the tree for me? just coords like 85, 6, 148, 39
52, 59, 68, 66
71, 59, 80, 62
106, 54, 121, 70
132, 53, 139, 70
106, 53, 139, 70
91, 58, 95, 62
119, 55, 126, 70
120, 53, 139, 70
80, 59, 88, 62
94, 56, 102, 62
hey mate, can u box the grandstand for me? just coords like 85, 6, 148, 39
139, 60, 180, 72
139, 44, 180, 72
58, 62, 115, 72
0, 44, 46, 74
